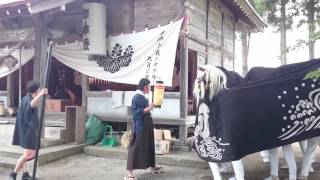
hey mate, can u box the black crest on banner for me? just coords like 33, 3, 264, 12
94, 43, 134, 73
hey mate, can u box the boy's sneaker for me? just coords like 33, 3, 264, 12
264, 175, 280, 180
297, 176, 307, 180
22, 172, 35, 180
8, 172, 17, 180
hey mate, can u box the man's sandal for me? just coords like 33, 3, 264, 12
151, 166, 163, 174
124, 176, 136, 180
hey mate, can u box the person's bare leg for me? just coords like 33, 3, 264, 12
14, 155, 27, 173
23, 162, 28, 173
20, 149, 35, 180
127, 170, 134, 179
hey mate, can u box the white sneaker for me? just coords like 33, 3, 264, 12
264, 175, 280, 180
297, 176, 307, 180
219, 163, 233, 174
309, 166, 314, 173
228, 177, 237, 180
262, 157, 270, 163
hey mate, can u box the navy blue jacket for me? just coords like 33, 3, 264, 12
131, 93, 149, 134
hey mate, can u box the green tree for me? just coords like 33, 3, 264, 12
290, 0, 320, 60
241, 0, 267, 75
249, 0, 300, 65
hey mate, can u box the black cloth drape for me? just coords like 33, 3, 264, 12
193, 58, 320, 162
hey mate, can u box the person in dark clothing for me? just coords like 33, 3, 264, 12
54, 82, 82, 106
9, 80, 48, 180
125, 78, 162, 180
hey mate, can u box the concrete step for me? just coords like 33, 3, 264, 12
44, 127, 64, 140
37, 143, 86, 165
40, 138, 64, 148
0, 143, 87, 168
0, 156, 17, 169
171, 145, 191, 152
0, 146, 22, 159
0, 113, 65, 127
45, 112, 65, 120
83, 145, 209, 169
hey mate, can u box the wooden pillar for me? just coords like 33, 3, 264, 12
33, 14, 48, 85
33, 14, 48, 138
179, 32, 189, 144
6, 74, 14, 107
205, 0, 209, 64
81, 75, 89, 108
233, 20, 236, 71
220, 13, 224, 67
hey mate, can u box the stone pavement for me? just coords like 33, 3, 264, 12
0, 154, 212, 180
0, 149, 320, 180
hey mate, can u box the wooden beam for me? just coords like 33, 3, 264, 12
185, 33, 234, 59
0, 5, 30, 20
0, 28, 34, 44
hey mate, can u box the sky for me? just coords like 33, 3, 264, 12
235, 26, 320, 74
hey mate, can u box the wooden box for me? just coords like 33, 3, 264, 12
154, 129, 163, 140
45, 99, 73, 112
155, 140, 170, 155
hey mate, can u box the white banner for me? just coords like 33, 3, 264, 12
53, 19, 183, 86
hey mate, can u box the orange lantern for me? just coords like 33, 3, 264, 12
153, 81, 165, 108
0, 101, 5, 117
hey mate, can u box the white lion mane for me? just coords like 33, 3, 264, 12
193, 65, 227, 105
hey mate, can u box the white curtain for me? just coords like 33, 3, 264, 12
52, 19, 183, 86
0, 48, 35, 78
0, 19, 183, 86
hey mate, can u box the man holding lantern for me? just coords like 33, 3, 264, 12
126, 78, 163, 180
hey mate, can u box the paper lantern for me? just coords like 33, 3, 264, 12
0, 101, 5, 117
153, 81, 165, 108
83, 3, 107, 55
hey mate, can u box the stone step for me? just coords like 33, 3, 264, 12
0, 143, 87, 168
0, 146, 21, 159
0, 156, 17, 169
45, 127, 64, 140
45, 112, 65, 120
171, 145, 191, 152
0, 112, 65, 127
40, 138, 64, 148
37, 143, 86, 165
83, 145, 209, 169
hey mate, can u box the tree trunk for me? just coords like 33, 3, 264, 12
307, 0, 315, 60
241, 32, 250, 76
280, 0, 287, 65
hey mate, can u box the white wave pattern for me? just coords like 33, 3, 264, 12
278, 88, 320, 140
194, 136, 230, 161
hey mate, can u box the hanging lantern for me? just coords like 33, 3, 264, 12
83, 3, 107, 55
0, 101, 6, 117
153, 81, 165, 108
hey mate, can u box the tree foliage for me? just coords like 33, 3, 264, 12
250, 0, 320, 56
